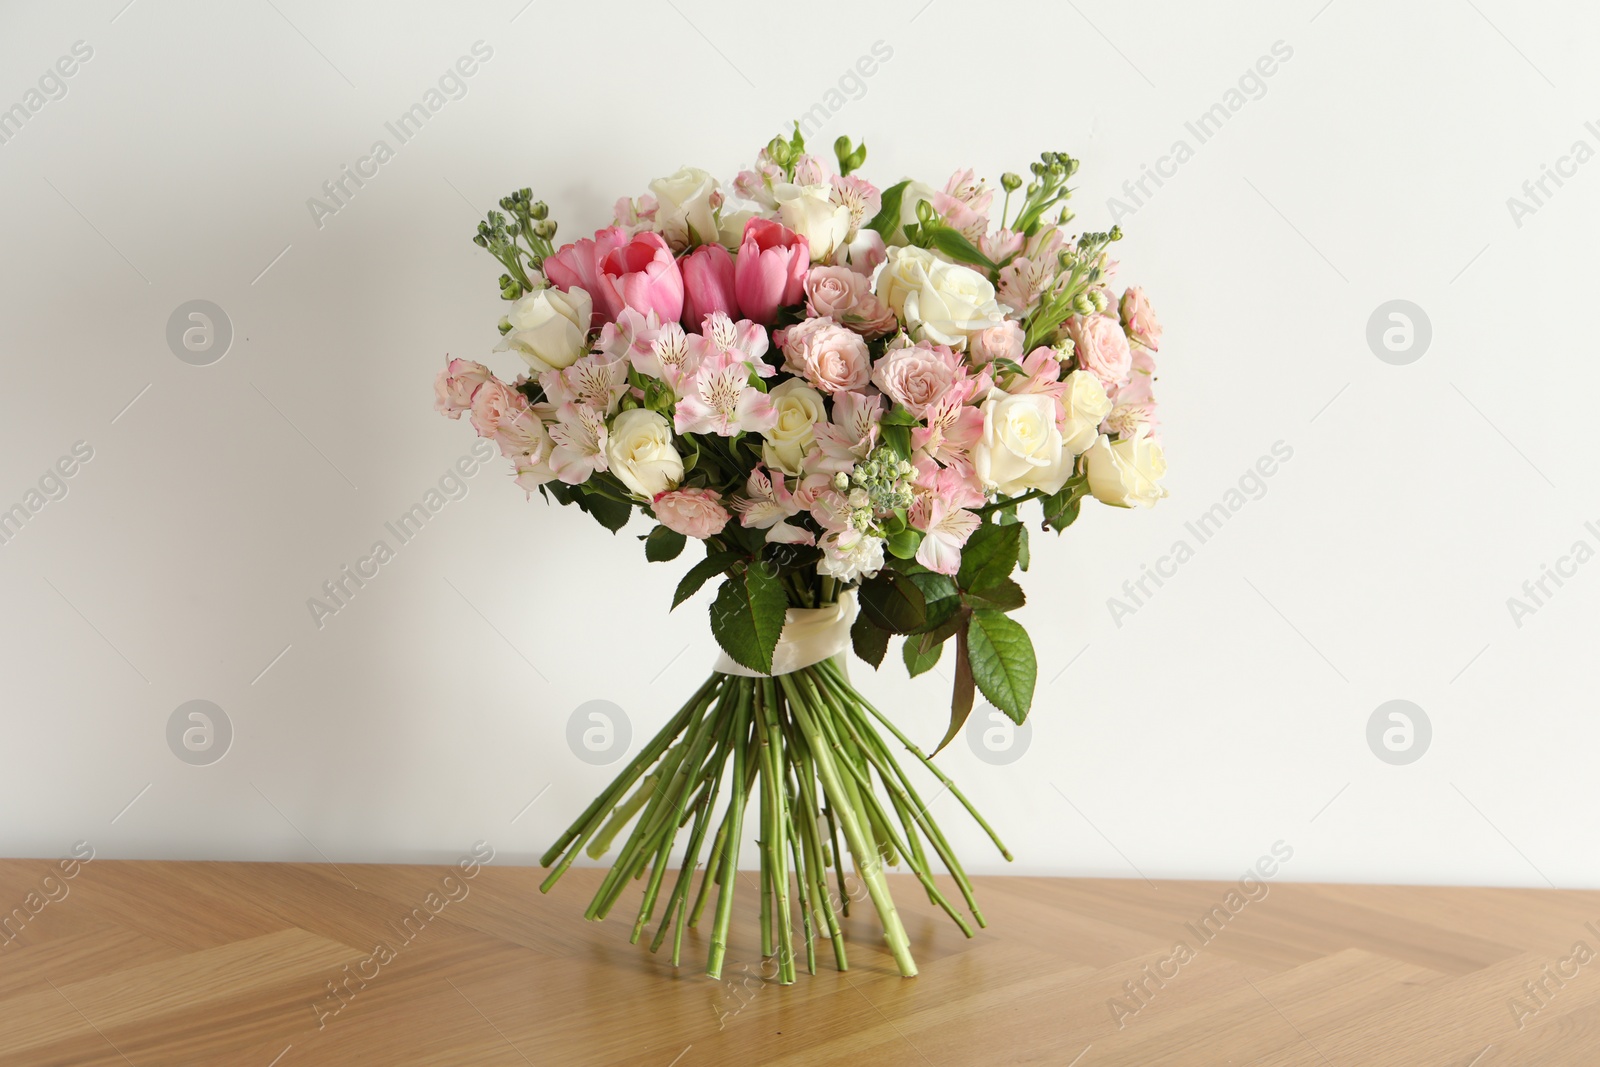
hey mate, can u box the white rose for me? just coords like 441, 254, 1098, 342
1059, 370, 1113, 455
972, 390, 1072, 497
649, 167, 720, 250
605, 408, 684, 498
760, 378, 826, 476
773, 182, 852, 262
1085, 429, 1168, 508
497, 286, 592, 374
874, 246, 1005, 349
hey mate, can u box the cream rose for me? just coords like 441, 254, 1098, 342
605, 408, 684, 498
972, 390, 1072, 497
1058, 370, 1112, 455
648, 167, 720, 250
1085, 429, 1167, 508
498, 286, 593, 374
760, 378, 826, 476
773, 182, 852, 263
874, 246, 1005, 349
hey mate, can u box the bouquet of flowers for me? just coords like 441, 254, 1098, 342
434, 125, 1167, 981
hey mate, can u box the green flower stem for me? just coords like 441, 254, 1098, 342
757, 679, 796, 984
782, 672, 918, 978
817, 659, 1013, 861
539, 679, 718, 893
706, 684, 752, 981
776, 694, 848, 971
650, 704, 737, 960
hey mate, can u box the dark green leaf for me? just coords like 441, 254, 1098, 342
857, 571, 927, 634
957, 522, 1022, 593
965, 609, 1036, 724
584, 493, 632, 533
851, 613, 890, 669
672, 550, 741, 609
917, 606, 968, 652
965, 578, 1025, 613
645, 525, 687, 562
1042, 478, 1087, 533
708, 564, 789, 674
903, 571, 961, 634
903, 634, 943, 678
866, 180, 909, 237
933, 625, 977, 755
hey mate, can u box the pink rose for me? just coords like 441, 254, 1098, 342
968, 320, 1025, 366
870, 341, 964, 418
434, 358, 492, 418
1120, 287, 1163, 351
653, 487, 730, 539
1067, 313, 1133, 389
779, 317, 871, 395
469, 379, 522, 439
803, 266, 897, 339
544, 228, 629, 328
680, 243, 740, 326
735, 218, 809, 326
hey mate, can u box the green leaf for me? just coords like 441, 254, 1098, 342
965, 609, 1037, 724
933, 625, 977, 755
672, 550, 741, 609
580, 491, 632, 533
966, 578, 1026, 613
857, 571, 927, 634
1042, 478, 1088, 533
881, 422, 913, 462
903, 634, 943, 678
957, 522, 1022, 593
903, 571, 961, 634
886, 528, 922, 560
851, 613, 890, 669
880, 405, 920, 427
866, 180, 909, 237
645, 525, 687, 562
926, 226, 997, 272
708, 564, 789, 674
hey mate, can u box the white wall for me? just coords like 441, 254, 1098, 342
2, 0, 1595, 888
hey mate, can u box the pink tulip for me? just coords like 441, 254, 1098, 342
680, 242, 741, 327
598, 230, 684, 324
544, 227, 628, 328
734, 218, 809, 326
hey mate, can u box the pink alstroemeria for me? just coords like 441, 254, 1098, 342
689, 312, 773, 376
674, 350, 778, 437
547, 403, 609, 484
808, 390, 882, 474
913, 378, 986, 466
910, 461, 986, 576
598, 309, 702, 398
539, 353, 630, 415
733, 467, 812, 544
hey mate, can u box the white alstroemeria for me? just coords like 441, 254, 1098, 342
548, 403, 609, 484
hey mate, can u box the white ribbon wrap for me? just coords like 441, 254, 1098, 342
713, 590, 859, 678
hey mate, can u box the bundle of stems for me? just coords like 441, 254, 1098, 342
539, 657, 1011, 980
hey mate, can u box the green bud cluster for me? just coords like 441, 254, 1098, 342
833, 135, 868, 176
846, 446, 915, 530
474, 187, 557, 300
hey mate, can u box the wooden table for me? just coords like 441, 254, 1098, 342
0, 858, 1595, 1065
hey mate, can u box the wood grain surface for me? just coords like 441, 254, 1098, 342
0, 858, 1594, 1065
